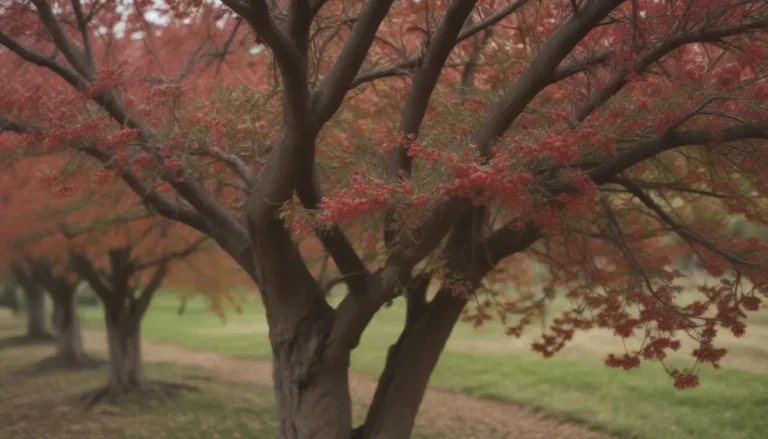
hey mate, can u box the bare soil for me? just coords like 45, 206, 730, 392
81, 330, 614, 439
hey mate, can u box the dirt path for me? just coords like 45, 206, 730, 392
82, 330, 612, 439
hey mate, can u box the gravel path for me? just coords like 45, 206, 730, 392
82, 330, 614, 439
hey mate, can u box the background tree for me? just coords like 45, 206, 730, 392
7, 260, 52, 342
1, 1, 768, 438
0, 279, 19, 314
0, 160, 69, 344
65, 215, 208, 406
4, 173, 214, 401
25, 254, 99, 370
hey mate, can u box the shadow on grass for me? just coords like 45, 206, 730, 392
78, 380, 200, 409
15, 353, 105, 376
0, 332, 56, 349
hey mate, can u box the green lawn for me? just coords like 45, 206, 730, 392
78, 290, 768, 439
0, 323, 280, 439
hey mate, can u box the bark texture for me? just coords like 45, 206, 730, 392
104, 309, 143, 390
272, 333, 352, 439
248, 217, 353, 439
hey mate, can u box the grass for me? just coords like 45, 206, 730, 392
0, 324, 277, 439
78, 288, 768, 439
0, 321, 439, 439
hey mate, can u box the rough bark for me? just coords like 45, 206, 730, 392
104, 311, 143, 390
271, 318, 352, 439
248, 217, 353, 439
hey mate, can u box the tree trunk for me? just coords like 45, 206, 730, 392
248, 216, 354, 439
262, 288, 354, 439
104, 313, 143, 390
361, 290, 467, 439
24, 284, 49, 339
0, 284, 19, 314
51, 290, 86, 362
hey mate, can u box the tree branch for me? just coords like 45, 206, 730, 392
211, 148, 257, 188
311, 0, 397, 126
58, 208, 152, 239
70, 251, 111, 303
459, 0, 529, 41
31, 0, 93, 78
349, 44, 612, 90
77, 146, 211, 234
135, 236, 210, 270
221, 0, 307, 129
551, 47, 614, 82
482, 221, 542, 267
383, 0, 480, 249
587, 122, 768, 185
575, 18, 768, 122
0, 30, 89, 90
9, 260, 37, 294
612, 176, 757, 266
472, 0, 626, 155
0, 117, 41, 134
349, 0, 529, 90
133, 263, 168, 318
69, 0, 94, 75
387, 0, 479, 179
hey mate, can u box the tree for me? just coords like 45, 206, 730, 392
0, 159, 70, 344
26, 255, 99, 370
0, 280, 19, 314
66, 219, 207, 406
8, 260, 52, 342
7, 176, 212, 400
2, 1, 768, 438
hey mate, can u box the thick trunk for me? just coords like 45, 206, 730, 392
105, 314, 143, 390
265, 293, 353, 439
24, 286, 49, 339
273, 343, 352, 439
51, 291, 85, 361
248, 216, 354, 439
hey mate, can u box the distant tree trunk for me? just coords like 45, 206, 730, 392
26, 258, 95, 371
10, 261, 53, 340
71, 248, 194, 406
50, 286, 86, 363
0, 283, 19, 314
103, 307, 143, 391
25, 286, 48, 337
